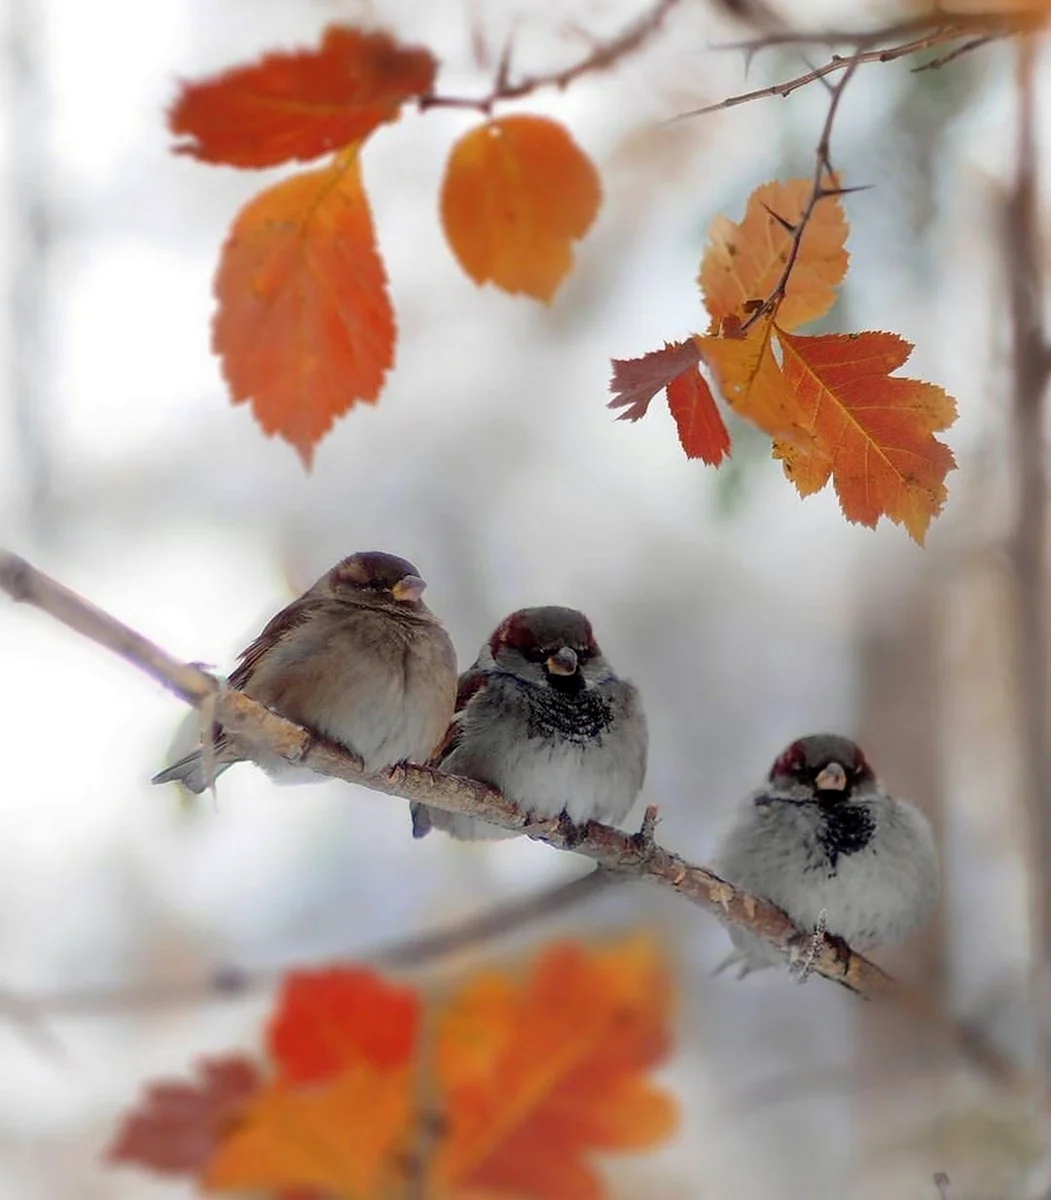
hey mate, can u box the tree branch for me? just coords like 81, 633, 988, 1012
680, 12, 1021, 119
738, 56, 859, 333
418, 0, 684, 115
0, 869, 617, 1018
0, 549, 1029, 1090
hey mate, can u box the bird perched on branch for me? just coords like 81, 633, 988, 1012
411, 606, 647, 840
152, 551, 457, 793
712, 733, 939, 976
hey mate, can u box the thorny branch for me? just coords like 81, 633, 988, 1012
739, 57, 859, 333
418, 0, 685, 115
0, 549, 1029, 1092
682, 10, 1025, 119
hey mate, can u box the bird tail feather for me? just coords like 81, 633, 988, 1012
410, 803, 433, 838
151, 751, 229, 795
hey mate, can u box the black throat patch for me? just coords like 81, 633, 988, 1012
816, 801, 876, 869
523, 684, 615, 746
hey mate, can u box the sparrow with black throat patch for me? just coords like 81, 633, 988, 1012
712, 733, 939, 976
411, 606, 647, 840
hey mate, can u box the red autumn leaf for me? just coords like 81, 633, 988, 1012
213, 149, 395, 467
667, 366, 731, 465
170, 26, 437, 168
269, 967, 421, 1085
441, 114, 602, 302
771, 330, 957, 543
608, 340, 702, 421
432, 936, 678, 1199
106, 1055, 262, 1177
610, 341, 731, 466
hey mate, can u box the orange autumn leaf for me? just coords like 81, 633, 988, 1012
205, 1064, 414, 1198
432, 935, 677, 1199
269, 967, 420, 1084
697, 315, 783, 419
441, 114, 602, 302
700, 179, 849, 332
772, 330, 957, 543
170, 26, 437, 168
213, 150, 395, 467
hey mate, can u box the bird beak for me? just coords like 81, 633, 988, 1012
392, 575, 427, 603
546, 646, 579, 676
815, 762, 848, 791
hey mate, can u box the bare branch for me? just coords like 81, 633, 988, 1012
418, 0, 684, 115
738, 57, 858, 333
718, 11, 1022, 54
681, 11, 1020, 119
911, 34, 999, 74
0, 869, 618, 1018
0, 549, 1030, 1089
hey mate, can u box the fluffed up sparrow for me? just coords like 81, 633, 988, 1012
411, 605, 647, 840
713, 733, 939, 976
153, 551, 457, 793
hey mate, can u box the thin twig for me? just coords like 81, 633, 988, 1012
418, 0, 683, 115
682, 32, 969, 118
0, 549, 1030, 1090
738, 57, 859, 333
0, 870, 618, 1019
912, 34, 1000, 73
681, 11, 1021, 120
718, 11, 1023, 54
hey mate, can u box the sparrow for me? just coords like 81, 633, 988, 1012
712, 733, 939, 976
152, 551, 457, 793
410, 606, 647, 840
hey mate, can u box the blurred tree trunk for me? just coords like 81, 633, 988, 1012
853, 566, 950, 1200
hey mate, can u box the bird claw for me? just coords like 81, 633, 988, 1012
522, 814, 562, 839
788, 909, 831, 984
560, 815, 592, 849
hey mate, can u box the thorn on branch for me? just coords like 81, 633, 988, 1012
762, 203, 797, 234
739, 55, 859, 334
678, 14, 1012, 121
637, 803, 659, 848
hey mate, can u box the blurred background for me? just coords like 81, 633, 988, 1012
0, 0, 1045, 1195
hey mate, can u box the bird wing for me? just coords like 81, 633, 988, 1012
428, 666, 489, 766
227, 596, 326, 690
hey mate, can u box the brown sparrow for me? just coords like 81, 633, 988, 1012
411, 606, 647, 839
713, 733, 939, 975
153, 551, 457, 793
